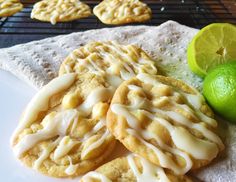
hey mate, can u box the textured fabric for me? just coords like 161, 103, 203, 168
0, 21, 201, 89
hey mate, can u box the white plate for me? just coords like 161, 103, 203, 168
0, 70, 79, 182
0, 70, 128, 182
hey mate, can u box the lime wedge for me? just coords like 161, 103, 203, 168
187, 23, 236, 77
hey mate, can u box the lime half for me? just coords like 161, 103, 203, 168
187, 23, 236, 77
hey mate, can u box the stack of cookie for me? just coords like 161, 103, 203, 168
11, 41, 224, 181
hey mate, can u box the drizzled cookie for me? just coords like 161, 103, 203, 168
81, 154, 192, 182
59, 41, 158, 89
0, 0, 23, 17
11, 73, 116, 177
93, 0, 152, 25
31, 0, 91, 25
107, 73, 224, 175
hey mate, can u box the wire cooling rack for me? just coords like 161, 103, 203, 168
0, 0, 235, 48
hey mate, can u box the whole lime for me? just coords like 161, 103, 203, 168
203, 62, 236, 123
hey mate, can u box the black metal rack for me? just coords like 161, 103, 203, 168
0, 0, 235, 48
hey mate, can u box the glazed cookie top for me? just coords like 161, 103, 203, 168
31, 0, 91, 25
107, 73, 224, 175
11, 73, 116, 177
93, 0, 152, 25
59, 41, 158, 88
0, 0, 23, 17
80, 154, 192, 182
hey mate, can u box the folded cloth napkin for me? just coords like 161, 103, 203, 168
1, 20, 235, 182
0, 20, 201, 89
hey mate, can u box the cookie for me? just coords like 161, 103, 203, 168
11, 73, 116, 177
81, 154, 192, 182
31, 0, 91, 25
59, 41, 158, 89
0, 0, 23, 17
107, 73, 224, 175
93, 0, 152, 25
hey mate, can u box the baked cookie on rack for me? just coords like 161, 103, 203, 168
93, 0, 152, 25
107, 73, 224, 175
11, 73, 116, 177
31, 0, 91, 25
81, 154, 192, 182
59, 41, 158, 88
0, 0, 23, 17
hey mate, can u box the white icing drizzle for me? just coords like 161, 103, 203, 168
69, 42, 157, 88
87, 55, 105, 74
64, 64, 73, 73
104, 44, 152, 81
128, 84, 143, 91
31, 0, 90, 25
82, 118, 106, 141
81, 129, 110, 159
105, 74, 123, 88
33, 136, 62, 169
111, 104, 192, 174
81, 154, 172, 182
50, 11, 59, 25
144, 107, 218, 161
65, 156, 79, 175
78, 87, 114, 116
54, 136, 79, 160
70, 112, 81, 134
137, 73, 224, 149
11, 73, 76, 145
110, 73, 224, 174
127, 154, 170, 182
13, 109, 79, 158
182, 93, 217, 127
165, 110, 224, 151
138, 73, 217, 127
120, 68, 136, 80
13, 77, 114, 171
139, 126, 193, 174
137, 73, 160, 86
171, 127, 218, 160
94, 0, 149, 23
128, 122, 192, 174
195, 111, 217, 128
82, 171, 112, 182
183, 93, 202, 109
